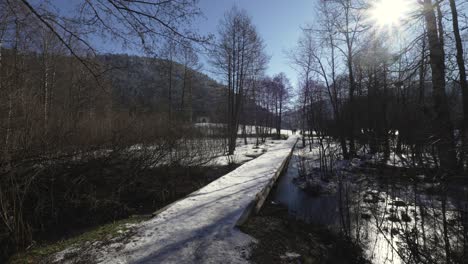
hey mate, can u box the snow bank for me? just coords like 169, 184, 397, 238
57, 136, 298, 264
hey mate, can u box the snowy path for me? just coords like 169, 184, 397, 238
81, 136, 298, 264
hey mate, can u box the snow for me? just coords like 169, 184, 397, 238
55, 135, 299, 264
127, 137, 285, 168
194, 123, 292, 136
280, 252, 302, 260
208, 138, 280, 166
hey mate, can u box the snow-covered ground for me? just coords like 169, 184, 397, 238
54, 135, 299, 264
127, 136, 288, 167
208, 137, 282, 166
194, 123, 292, 136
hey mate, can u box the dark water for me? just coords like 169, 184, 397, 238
273, 153, 342, 227
272, 147, 468, 264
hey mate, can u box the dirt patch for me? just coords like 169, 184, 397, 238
240, 202, 369, 264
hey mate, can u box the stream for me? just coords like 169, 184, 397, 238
271, 145, 468, 264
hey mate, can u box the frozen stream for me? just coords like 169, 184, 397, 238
271, 145, 468, 264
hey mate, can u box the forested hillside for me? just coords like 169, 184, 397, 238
99, 54, 228, 123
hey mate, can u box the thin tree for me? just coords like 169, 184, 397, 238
332, 0, 366, 157
211, 6, 266, 154
449, 0, 468, 169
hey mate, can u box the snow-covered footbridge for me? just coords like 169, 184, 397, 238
78, 136, 298, 264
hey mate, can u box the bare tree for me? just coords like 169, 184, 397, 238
449, 0, 468, 169
8, 0, 206, 78
178, 40, 200, 123
299, 1, 350, 158
271, 73, 292, 138
422, 0, 457, 171
211, 6, 266, 154
331, 0, 366, 157
161, 38, 177, 121
288, 27, 315, 147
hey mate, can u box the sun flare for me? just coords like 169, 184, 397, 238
368, 0, 414, 30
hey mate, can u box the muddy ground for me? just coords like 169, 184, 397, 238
241, 197, 369, 264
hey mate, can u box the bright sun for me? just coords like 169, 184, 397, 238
368, 0, 414, 29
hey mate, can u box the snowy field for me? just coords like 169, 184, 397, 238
208, 137, 284, 166
54, 135, 299, 264
126, 136, 291, 168
194, 123, 292, 136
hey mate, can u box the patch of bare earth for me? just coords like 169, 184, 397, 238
240, 202, 368, 264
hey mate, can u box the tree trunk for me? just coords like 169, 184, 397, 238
344, 1, 356, 157
188, 71, 193, 123
181, 64, 187, 114
423, 0, 457, 171
382, 64, 390, 161
278, 97, 283, 137
168, 58, 173, 121
347, 53, 356, 157
449, 0, 468, 170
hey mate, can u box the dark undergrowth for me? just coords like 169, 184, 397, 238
1, 156, 238, 263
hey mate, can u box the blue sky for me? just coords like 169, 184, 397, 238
50, 0, 316, 88
196, 0, 317, 87
41, 0, 468, 89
